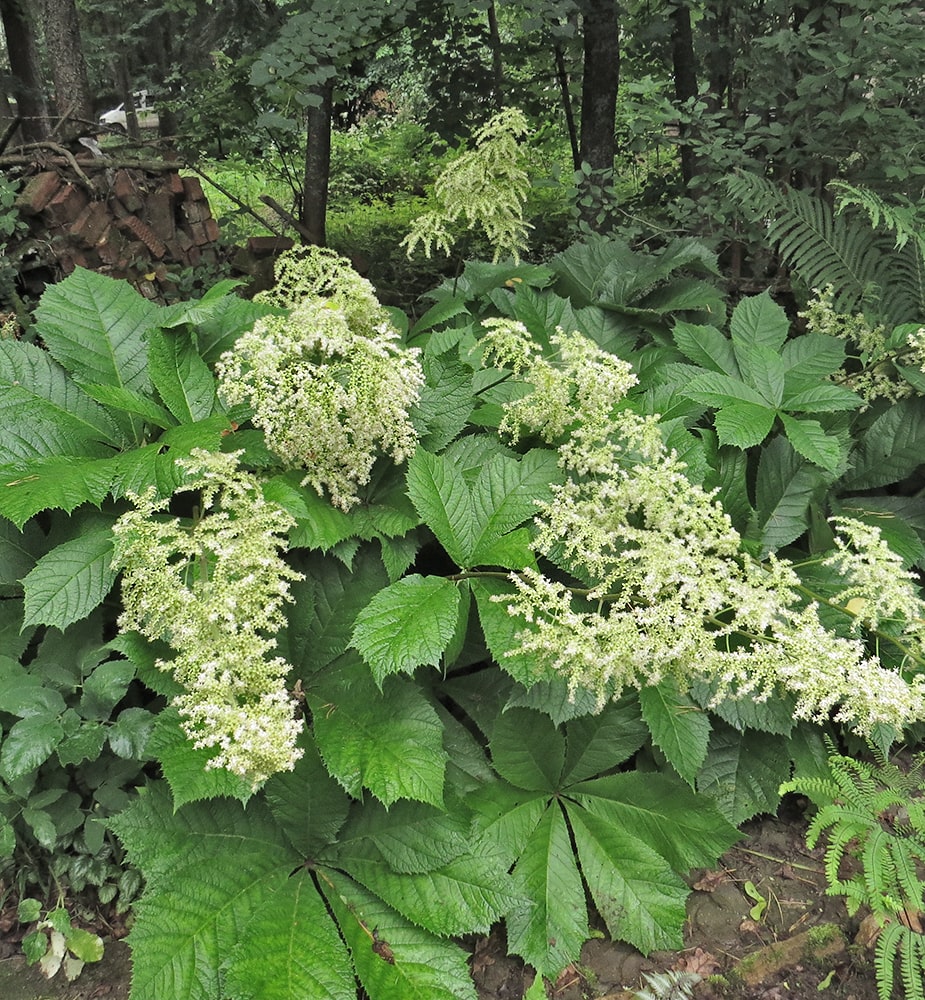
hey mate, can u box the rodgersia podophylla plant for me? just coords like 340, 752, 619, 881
483, 319, 925, 739
111, 449, 304, 787
216, 247, 424, 511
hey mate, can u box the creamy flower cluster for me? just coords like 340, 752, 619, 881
802, 285, 917, 407
217, 248, 424, 511
402, 108, 532, 263
486, 321, 925, 738
111, 450, 304, 787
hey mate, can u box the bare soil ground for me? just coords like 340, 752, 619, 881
0, 811, 890, 1000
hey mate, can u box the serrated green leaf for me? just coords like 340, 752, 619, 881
780, 334, 846, 388
749, 435, 829, 555
729, 291, 788, 353
489, 708, 565, 792
781, 382, 862, 412
471, 578, 545, 689
561, 698, 647, 784
414, 353, 474, 452
468, 780, 549, 867
842, 397, 925, 489
570, 771, 740, 872
639, 681, 710, 786
689, 676, 796, 735
80, 383, 176, 428
265, 474, 356, 552
79, 659, 135, 720
148, 708, 254, 807
684, 371, 768, 409
0, 713, 65, 781
0, 819, 16, 859
672, 322, 737, 376
321, 870, 478, 1000
696, 724, 790, 824
309, 664, 447, 807
714, 401, 776, 449
352, 575, 461, 683
566, 803, 688, 954
263, 733, 351, 857
779, 413, 844, 473
21, 529, 116, 631
333, 842, 517, 937
0, 341, 121, 462
0, 457, 113, 528
147, 327, 217, 424
0, 655, 66, 717
734, 343, 786, 406
406, 449, 471, 568
225, 869, 355, 1000
34, 268, 155, 394
507, 804, 587, 977
282, 548, 388, 675
56, 722, 107, 766
65, 928, 104, 963
341, 799, 471, 875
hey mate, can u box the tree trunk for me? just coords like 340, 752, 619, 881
0, 0, 50, 142
41, 0, 93, 135
485, 0, 504, 109
554, 37, 580, 171
301, 76, 334, 246
578, 0, 619, 172
669, 0, 699, 185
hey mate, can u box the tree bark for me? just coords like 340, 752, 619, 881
300, 76, 334, 246
554, 37, 580, 171
0, 0, 50, 142
485, 0, 504, 110
669, 0, 699, 185
578, 0, 619, 172
41, 0, 94, 135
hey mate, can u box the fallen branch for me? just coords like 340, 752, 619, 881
259, 195, 312, 243
182, 161, 290, 239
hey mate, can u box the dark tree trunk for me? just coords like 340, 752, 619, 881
301, 77, 334, 246
554, 38, 580, 171
669, 0, 699, 185
0, 0, 50, 142
41, 0, 94, 134
578, 0, 619, 172
703, 0, 733, 113
485, 0, 504, 109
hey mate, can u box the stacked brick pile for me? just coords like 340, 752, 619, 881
12, 161, 223, 301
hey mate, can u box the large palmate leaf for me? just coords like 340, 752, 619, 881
352, 575, 462, 682
21, 528, 117, 631
842, 397, 925, 490
0, 341, 122, 462
225, 870, 355, 1000
111, 789, 297, 1000
308, 662, 448, 807
489, 708, 564, 792
321, 871, 478, 1000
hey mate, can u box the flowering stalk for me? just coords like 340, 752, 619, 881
111, 450, 304, 787
481, 319, 925, 738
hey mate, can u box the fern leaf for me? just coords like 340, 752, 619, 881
874, 919, 904, 1000
899, 932, 925, 1000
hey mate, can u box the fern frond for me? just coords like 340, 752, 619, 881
893, 843, 925, 913
874, 919, 904, 1000
862, 829, 900, 917
829, 181, 925, 256
899, 931, 925, 1000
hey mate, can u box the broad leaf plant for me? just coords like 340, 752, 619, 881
1, 234, 924, 999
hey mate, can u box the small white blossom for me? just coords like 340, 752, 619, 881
112, 450, 304, 787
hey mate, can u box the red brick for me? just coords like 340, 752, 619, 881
112, 170, 145, 213
167, 172, 186, 197
203, 217, 220, 243
116, 215, 167, 259
181, 199, 208, 224
147, 190, 177, 242
69, 202, 111, 248
15, 172, 62, 215
189, 221, 209, 246
43, 183, 89, 227
181, 176, 204, 201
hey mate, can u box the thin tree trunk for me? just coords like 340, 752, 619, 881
669, 0, 699, 185
554, 38, 580, 170
301, 77, 334, 246
485, 0, 504, 109
0, 0, 50, 142
578, 0, 619, 172
41, 0, 93, 135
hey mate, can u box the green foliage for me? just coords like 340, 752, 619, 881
782, 749, 925, 1000
5, 222, 925, 1000
18, 895, 104, 983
